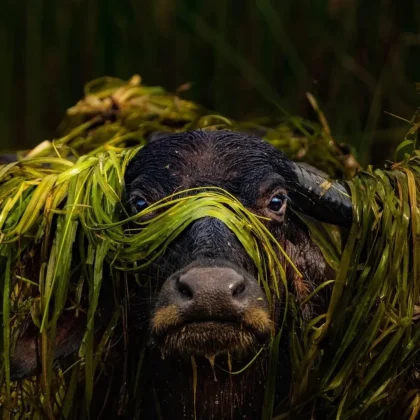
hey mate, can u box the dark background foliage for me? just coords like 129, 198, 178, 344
0, 0, 419, 164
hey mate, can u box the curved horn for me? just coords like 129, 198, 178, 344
288, 162, 353, 228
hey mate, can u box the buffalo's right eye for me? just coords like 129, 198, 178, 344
135, 198, 149, 213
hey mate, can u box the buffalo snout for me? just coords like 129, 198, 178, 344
168, 266, 266, 319
151, 264, 272, 357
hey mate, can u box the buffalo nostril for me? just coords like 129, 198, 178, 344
175, 268, 248, 305
231, 279, 246, 297
176, 277, 194, 300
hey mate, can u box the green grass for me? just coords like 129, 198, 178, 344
1, 76, 420, 419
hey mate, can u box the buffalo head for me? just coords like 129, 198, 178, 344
10, 130, 352, 419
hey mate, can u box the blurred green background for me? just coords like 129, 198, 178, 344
0, 0, 419, 164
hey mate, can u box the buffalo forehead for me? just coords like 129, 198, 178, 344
127, 131, 285, 202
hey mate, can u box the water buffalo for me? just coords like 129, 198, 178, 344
9, 130, 352, 419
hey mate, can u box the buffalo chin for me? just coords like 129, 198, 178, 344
153, 321, 270, 358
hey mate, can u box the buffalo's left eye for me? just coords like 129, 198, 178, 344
268, 194, 287, 213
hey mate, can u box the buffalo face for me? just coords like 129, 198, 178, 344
124, 130, 350, 363
125, 131, 290, 360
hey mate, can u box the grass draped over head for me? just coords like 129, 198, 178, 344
0, 147, 297, 418
0, 75, 419, 419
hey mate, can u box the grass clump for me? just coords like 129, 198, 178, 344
282, 151, 420, 419
0, 75, 419, 419
19, 75, 358, 179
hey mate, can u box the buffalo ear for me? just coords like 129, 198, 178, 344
0, 154, 18, 164
10, 313, 85, 381
147, 131, 171, 143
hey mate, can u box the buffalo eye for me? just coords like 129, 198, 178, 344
134, 197, 149, 213
267, 193, 287, 214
